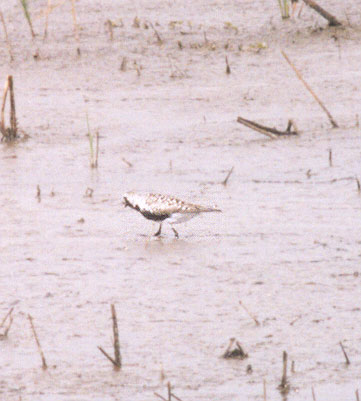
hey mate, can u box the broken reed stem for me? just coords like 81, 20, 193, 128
225, 56, 231, 74
0, 12, 14, 61
111, 304, 121, 369
239, 300, 260, 326
149, 21, 163, 44
98, 346, 120, 368
222, 166, 234, 186
167, 382, 171, 401
281, 50, 338, 128
278, 0, 290, 19
28, 314, 48, 370
328, 149, 333, 167
154, 393, 168, 401
8, 76, 17, 134
302, 0, 342, 26
339, 341, 350, 365
20, 0, 36, 38
280, 351, 288, 389
356, 389, 360, 401
1, 75, 18, 140
1, 76, 9, 133
312, 386, 317, 401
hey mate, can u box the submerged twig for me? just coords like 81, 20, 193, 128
281, 51, 338, 128
28, 314, 48, 369
237, 116, 298, 139
302, 0, 342, 26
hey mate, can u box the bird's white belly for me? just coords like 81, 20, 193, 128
167, 213, 198, 224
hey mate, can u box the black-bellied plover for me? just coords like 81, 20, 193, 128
123, 192, 221, 238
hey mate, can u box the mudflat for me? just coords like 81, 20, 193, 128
1, 1, 360, 400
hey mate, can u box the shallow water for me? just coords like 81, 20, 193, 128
1, 1, 361, 400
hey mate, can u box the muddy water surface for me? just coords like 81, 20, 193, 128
1, 1, 361, 400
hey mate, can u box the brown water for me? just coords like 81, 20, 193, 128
1, 1, 361, 400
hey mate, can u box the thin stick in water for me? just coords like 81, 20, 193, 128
281, 50, 338, 128
356, 389, 360, 401
28, 314, 48, 369
312, 386, 317, 401
222, 166, 234, 186
302, 0, 342, 26
239, 300, 260, 326
167, 382, 171, 401
98, 346, 120, 368
339, 341, 350, 365
111, 304, 121, 369
329, 149, 333, 167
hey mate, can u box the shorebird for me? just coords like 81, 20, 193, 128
123, 192, 221, 238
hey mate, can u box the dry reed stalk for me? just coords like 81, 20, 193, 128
70, 0, 80, 53
328, 149, 333, 167
356, 389, 360, 401
0, 12, 14, 61
111, 304, 121, 369
225, 56, 231, 74
222, 166, 234, 186
239, 300, 260, 326
43, 0, 51, 39
302, 0, 342, 26
98, 346, 120, 367
167, 382, 171, 401
312, 386, 317, 401
28, 314, 48, 369
148, 21, 163, 44
20, 0, 36, 38
0, 307, 13, 328
154, 393, 168, 401
263, 378, 267, 401
1, 75, 18, 141
278, 351, 289, 393
339, 341, 350, 365
281, 51, 338, 128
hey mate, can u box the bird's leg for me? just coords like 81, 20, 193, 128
171, 226, 179, 239
154, 223, 162, 237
